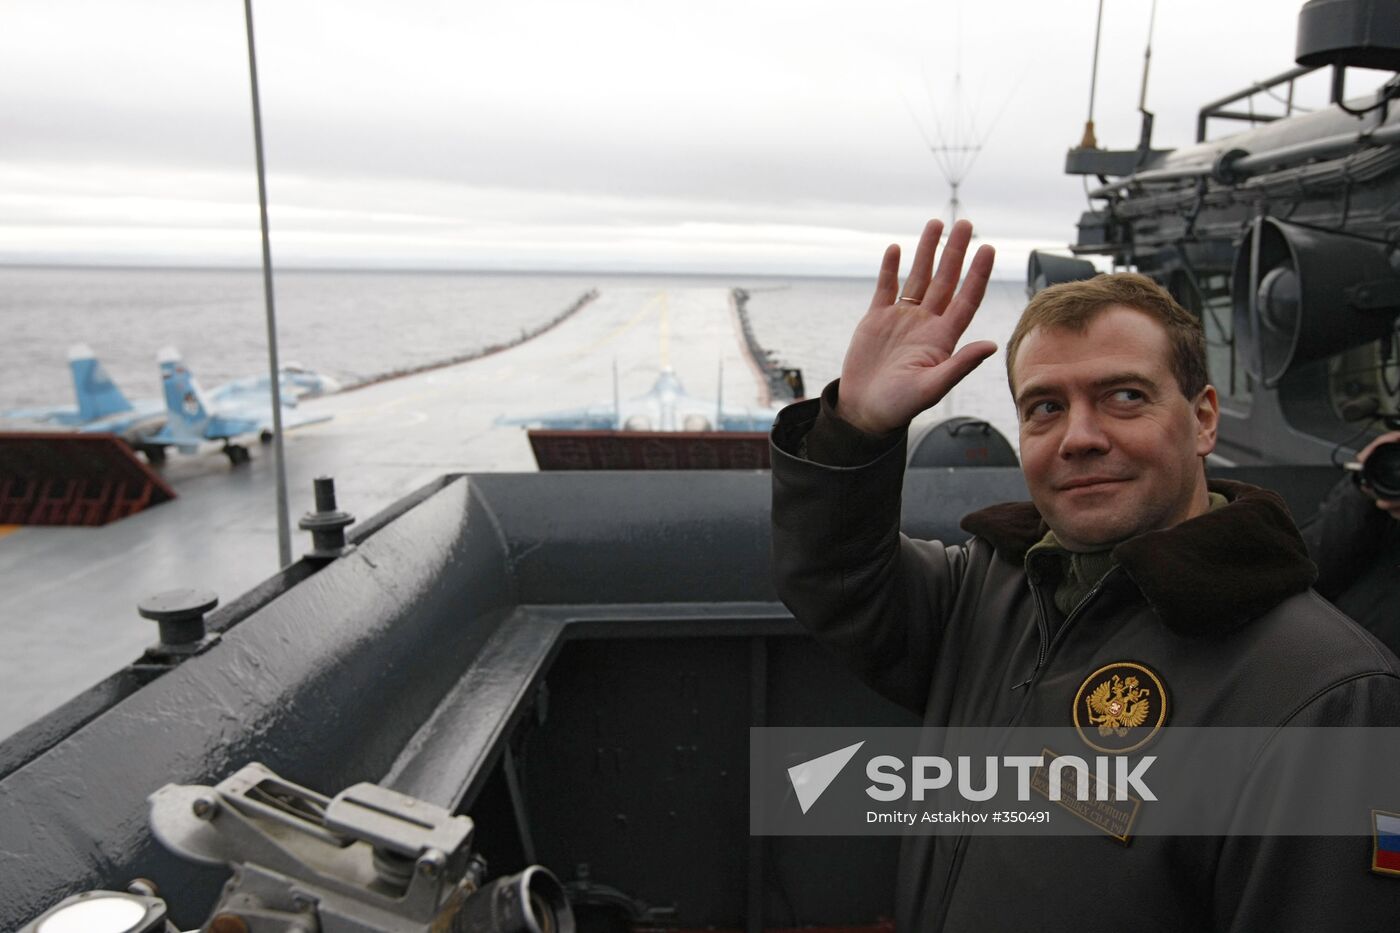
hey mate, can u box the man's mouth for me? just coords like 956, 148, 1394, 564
1058, 476, 1129, 491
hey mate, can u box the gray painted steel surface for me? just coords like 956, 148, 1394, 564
0, 464, 1341, 929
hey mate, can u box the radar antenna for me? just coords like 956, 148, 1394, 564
924, 64, 980, 224
901, 7, 1016, 225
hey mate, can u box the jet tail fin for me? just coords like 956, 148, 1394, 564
69, 344, 133, 421
157, 347, 213, 437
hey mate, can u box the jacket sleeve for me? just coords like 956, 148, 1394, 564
1214, 673, 1400, 933
769, 390, 969, 716
1298, 475, 1393, 601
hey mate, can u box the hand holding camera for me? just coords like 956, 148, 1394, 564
1346, 430, 1400, 520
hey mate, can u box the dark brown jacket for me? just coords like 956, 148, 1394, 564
771, 391, 1400, 933
1302, 473, 1400, 654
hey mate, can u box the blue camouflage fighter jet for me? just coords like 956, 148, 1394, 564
143, 347, 332, 464
2, 344, 165, 439
497, 365, 786, 433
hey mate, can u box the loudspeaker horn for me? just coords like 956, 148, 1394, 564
1230, 217, 1399, 388
1026, 251, 1099, 299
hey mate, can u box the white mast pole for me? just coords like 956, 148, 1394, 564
243, 0, 292, 568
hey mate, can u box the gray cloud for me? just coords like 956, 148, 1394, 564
0, 0, 1357, 271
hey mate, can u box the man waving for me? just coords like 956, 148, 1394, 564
770, 218, 1400, 931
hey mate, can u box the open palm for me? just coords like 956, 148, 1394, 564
837, 219, 997, 436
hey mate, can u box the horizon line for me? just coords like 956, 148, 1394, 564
0, 259, 1028, 284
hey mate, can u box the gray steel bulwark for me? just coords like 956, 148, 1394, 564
0, 477, 513, 928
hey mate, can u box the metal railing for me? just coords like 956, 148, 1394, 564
1197, 64, 1320, 142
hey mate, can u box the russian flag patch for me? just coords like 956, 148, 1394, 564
1372, 810, 1400, 876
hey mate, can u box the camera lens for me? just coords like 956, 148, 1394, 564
452, 866, 574, 933
1363, 441, 1400, 499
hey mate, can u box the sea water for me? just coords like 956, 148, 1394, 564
0, 265, 1025, 444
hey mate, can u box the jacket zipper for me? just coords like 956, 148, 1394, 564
1011, 582, 1052, 689
928, 567, 1122, 931
1036, 565, 1120, 680
1029, 573, 1053, 670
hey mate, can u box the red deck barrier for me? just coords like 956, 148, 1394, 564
0, 433, 175, 525
528, 429, 772, 471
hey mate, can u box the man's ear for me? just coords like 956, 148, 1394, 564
1194, 385, 1219, 457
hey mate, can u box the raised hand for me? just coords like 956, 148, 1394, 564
836, 219, 997, 436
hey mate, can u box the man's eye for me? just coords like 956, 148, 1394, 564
1026, 400, 1060, 418
1111, 388, 1145, 403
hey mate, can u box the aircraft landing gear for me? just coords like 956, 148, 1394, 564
259, 430, 274, 444
224, 443, 251, 466
137, 443, 167, 465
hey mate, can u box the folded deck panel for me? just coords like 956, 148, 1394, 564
528, 429, 771, 470
0, 432, 175, 525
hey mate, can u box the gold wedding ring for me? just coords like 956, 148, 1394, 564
897, 295, 921, 303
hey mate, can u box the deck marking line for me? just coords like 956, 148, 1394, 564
575, 291, 662, 357
659, 290, 671, 369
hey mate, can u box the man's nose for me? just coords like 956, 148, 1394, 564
1058, 405, 1110, 458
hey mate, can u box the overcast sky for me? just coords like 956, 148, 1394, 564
0, 0, 1377, 276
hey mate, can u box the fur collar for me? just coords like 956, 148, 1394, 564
958, 479, 1318, 636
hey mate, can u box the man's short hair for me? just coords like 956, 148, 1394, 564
1005, 272, 1208, 400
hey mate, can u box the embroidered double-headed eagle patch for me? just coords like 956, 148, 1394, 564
1073, 661, 1169, 754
